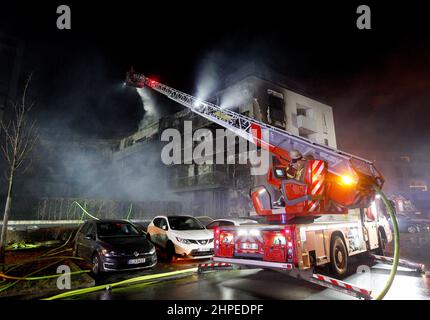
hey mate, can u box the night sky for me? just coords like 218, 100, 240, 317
1, 1, 429, 154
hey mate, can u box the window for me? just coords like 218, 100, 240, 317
297, 108, 307, 116
322, 114, 328, 133
153, 218, 163, 228
324, 138, 329, 146
159, 218, 169, 230
167, 216, 205, 230
86, 223, 96, 237
206, 221, 220, 229
80, 222, 91, 235
267, 91, 285, 125
207, 220, 233, 228
97, 222, 140, 237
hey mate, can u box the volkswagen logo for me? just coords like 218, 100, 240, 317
133, 251, 139, 257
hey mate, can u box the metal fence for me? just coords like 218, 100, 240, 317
36, 198, 182, 221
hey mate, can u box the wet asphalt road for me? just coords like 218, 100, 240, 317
69, 233, 430, 300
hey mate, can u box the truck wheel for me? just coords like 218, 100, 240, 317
166, 242, 177, 263
329, 235, 348, 278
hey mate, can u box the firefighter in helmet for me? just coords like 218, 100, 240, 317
286, 149, 306, 181
272, 149, 307, 207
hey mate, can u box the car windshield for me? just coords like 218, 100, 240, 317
168, 216, 205, 230
97, 222, 140, 237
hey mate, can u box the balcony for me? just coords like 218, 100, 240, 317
170, 171, 231, 191
296, 115, 318, 135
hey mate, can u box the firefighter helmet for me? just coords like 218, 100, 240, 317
290, 149, 302, 160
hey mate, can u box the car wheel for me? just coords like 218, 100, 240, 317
91, 253, 101, 275
408, 226, 417, 233
329, 235, 348, 278
166, 242, 177, 263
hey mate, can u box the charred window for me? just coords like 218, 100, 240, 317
267, 91, 285, 127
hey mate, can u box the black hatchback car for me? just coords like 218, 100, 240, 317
73, 220, 157, 274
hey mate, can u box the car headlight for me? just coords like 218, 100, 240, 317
101, 249, 118, 257
149, 246, 156, 254
176, 237, 191, 244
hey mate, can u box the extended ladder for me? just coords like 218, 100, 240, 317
126, 71, 383, 187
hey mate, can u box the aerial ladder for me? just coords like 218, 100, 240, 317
126, 71, 384, 218
125, 70, 423, 299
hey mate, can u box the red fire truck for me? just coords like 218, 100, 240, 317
126, 71, 423, 299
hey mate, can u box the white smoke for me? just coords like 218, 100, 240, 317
220, 81, 253, 110
195, 53, 224, 102
137, 87, 159, 128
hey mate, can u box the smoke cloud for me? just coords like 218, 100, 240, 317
220, 81, 253, 110
136, 88, 159, 128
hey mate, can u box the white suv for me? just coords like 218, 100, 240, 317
147, 215, 214, 261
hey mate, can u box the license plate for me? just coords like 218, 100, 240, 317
241, 243, 258, 250
197, 247, 209, 252
128, 258, 145, 265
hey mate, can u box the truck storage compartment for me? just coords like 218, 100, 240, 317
263, 231, 287, 262
217, 231, 234, 258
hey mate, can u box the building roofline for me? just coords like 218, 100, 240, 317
222, 62, 331, 106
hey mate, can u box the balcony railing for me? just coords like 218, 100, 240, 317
296, 115, 318, 134
170, 171, 231, 190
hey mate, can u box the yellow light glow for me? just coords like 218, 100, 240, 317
341, 175, 357, 185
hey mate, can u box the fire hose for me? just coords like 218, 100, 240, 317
373, 185, 400, 300
1, 201, 141, 296
42, 267, 198, 300
0, 201, 97, 293
1, 195, 401, 300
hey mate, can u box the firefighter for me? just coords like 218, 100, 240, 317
272, 150, 306, 207
285, 149, 306, 181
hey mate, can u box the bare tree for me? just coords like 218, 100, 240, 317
0, 75, 39, 263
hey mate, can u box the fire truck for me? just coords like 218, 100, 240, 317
126, 71, 423, 299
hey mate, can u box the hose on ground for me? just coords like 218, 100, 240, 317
0, 201, 97, 292
373, 185, 400, 300
43, 267, 198, 300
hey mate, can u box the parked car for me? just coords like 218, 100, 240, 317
147, 215, 214, 261
73, 220, 157, 274
206, 218, 258, 229
195, 216, 214, 226
395, 214, 427, 233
